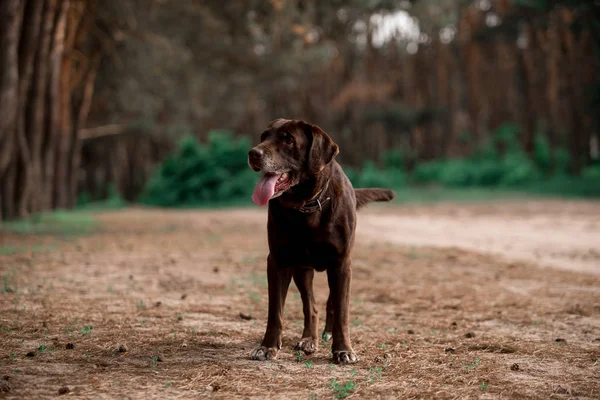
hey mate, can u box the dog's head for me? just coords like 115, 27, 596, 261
248, 118, 339, 206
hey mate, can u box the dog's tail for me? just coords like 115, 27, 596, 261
354, 188, 396, 210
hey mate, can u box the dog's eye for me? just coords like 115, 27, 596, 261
283, 136, 294, 146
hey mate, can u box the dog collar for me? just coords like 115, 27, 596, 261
297, 181, 331, 214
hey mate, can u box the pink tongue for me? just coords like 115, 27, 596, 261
252, 173, 280, 206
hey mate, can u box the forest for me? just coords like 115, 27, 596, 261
1, 0, 599, 216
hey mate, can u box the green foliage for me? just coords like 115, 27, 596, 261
140, 131, 256, 206
351, 161, 405, 189
406, 122, 599, 198
329, 378, 357, 399
135, 124, 598, 209
532, 133, 551, 174
77, 184, 127, 210
413, 123, 548, 188
0, 210, 97, 236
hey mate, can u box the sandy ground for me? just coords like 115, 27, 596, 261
358, 200, 600, 275
0, 199, 599, 399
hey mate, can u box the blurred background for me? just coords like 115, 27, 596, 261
1, 0, 599, 220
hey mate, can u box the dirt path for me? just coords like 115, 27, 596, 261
0, 201, 599, 399
358, 200, 600, 275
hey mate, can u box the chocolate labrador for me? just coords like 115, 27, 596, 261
247, 118, 395, 364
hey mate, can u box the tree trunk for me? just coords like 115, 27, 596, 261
47, 0, 69, 209
16, 0, 45, 216
0, 0, 25, 219
0, 0, 100, 221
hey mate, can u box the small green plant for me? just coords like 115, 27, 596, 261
151, 356, 159, 371
462, 357, 481, 372
295, 350, 304, 362
80, 325, 93, 336
329, 378, 357, 399
173, 331, 177, 340
164, 380, 172, 388
304, 360, 313, 369
37, 345, 55, 354
368, 366, 384, 384
480, 381, 489, 392
177, 313, 183, 321
136, 300, 146, 309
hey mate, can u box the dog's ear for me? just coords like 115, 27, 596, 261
302, 121, 339, 173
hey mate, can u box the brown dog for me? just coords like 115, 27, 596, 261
247, 118, 395, 364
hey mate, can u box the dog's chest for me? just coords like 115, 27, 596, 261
270, 234, 345, 271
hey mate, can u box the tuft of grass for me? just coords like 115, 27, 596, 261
80, 325, 93, 336
367, 366, 384, 384
37, 344, 56, 354
304, 360, 313, 369
462, 357, 481, 372
136, 300, 146, 310
329, 378, 357, 399
151, 356, 159, 371
481, 381, 489, 392
64, 318, 78, 336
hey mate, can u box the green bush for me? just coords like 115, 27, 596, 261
140, 131, 255, 206
351, 161, 405, 188
411, 123, 544, 188
135, 124, 599, 208
76, 184, 127, 210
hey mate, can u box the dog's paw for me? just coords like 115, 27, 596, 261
321, 331, 332, 342
332, 350, 359, 364
250, 346, 279, 361
294, 337, 317, 355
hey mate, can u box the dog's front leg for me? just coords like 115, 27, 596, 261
250, 254, 293, 361
293, 267, 319, 354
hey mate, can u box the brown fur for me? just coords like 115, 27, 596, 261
355, 188, 396, 210
247, 118, 396, 364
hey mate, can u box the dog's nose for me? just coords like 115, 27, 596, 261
248, 148, 264, 162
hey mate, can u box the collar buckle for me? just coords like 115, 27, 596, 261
296, 180, 332, 214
